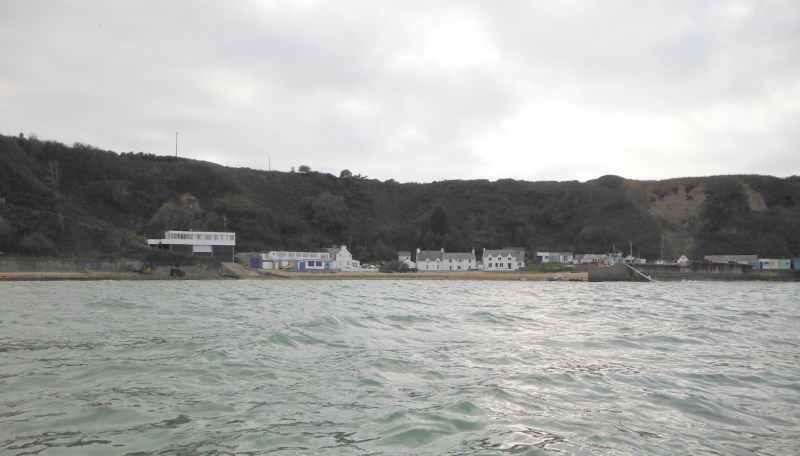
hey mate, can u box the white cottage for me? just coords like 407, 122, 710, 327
416, 248, 444, 271
483, 248, 526, 271
397, 251, 416, 269
327, 245, 361, 270
415, 248, 477, 271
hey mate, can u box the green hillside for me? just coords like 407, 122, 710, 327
1, 133, 799, 262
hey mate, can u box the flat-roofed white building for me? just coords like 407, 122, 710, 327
260, 245, 360, 271
260, 250, 333, 270
147, 230, 236, 262
536, 252, 573, 263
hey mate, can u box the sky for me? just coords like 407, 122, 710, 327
1, 1, 799, 183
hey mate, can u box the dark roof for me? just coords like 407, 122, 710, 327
416, 250, 442, 262
443, 252, 475, 261
484, 249, 524, 261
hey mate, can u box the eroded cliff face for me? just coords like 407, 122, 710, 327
647, 184, 707, 226
743, 184, 769, 212
644, 184, 706, 258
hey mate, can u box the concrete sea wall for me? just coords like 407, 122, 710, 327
0, 258, 144, 273
589, 262, 760, 282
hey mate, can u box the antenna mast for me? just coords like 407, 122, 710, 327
175, 132, 178, 157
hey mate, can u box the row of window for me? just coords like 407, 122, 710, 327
272, 252, 331, 259
424, 259, 475, 262
168, 233, 234, 241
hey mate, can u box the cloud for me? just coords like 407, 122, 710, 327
1, 0, 798, 182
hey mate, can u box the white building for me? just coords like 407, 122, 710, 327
260, 250, 333, 270
327, 245, 361, 270
415, 248, 477, 271
147, 230, 236, 262
398, 251, 416, 269
483, 248, 526, 271
536, 252, 573, 263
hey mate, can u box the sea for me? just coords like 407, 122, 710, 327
0, 280, 798, 456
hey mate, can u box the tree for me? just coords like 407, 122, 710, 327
339, 169, 353, 179
148, 201, 199, 234
298, 165, 311, 173
430, 204, 449, 236
307, 191, 348, 233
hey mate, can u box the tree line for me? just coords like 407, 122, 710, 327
1, 133, 798, 262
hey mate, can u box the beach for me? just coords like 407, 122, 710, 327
0, 267, 588, 282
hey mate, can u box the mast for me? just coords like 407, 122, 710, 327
175, 132, 178, 157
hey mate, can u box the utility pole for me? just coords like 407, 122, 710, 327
175, 132, 178, 157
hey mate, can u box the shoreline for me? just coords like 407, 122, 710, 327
1, 269, 795, 282
0, 270, 589, 282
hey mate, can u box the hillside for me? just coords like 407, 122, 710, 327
1, 133, 799, 262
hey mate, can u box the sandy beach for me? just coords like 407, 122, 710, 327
275, 270, 587, 281
0, 268, 588, 282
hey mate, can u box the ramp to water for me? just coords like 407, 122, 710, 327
624, 263, 657, 282
220, 262, 259, 279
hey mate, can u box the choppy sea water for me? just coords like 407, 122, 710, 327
0, 280, 798, 456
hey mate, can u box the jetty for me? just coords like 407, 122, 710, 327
589, 262, 800, 282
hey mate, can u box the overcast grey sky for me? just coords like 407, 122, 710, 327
2, 1, 799, 182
